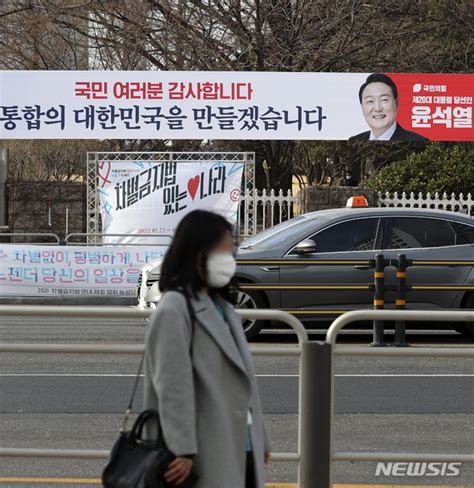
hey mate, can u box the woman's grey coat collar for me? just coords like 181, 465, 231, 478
188, 289, 250, 380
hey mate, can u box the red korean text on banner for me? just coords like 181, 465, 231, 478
389, 73, 473, 141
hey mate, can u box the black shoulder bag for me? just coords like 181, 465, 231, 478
102, 289, 199, 488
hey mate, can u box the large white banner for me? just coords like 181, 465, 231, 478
0, 245, 164, 297
98, 160, 244, 243
1, 70, 472, 140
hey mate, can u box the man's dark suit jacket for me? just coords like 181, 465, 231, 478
349, 123, 428, 142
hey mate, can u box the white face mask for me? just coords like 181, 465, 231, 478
206, 252, 236, 288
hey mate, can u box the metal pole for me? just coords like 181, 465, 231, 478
394, 254, 409, 346
0, 147, 8, 226
371, 253, 387, 346
299, 342, 332, 488
65, 206, 69, 236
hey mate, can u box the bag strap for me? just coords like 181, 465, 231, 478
120, 287, 196, 432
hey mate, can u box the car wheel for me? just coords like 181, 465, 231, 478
233, 289, 268, 341
451, 293, 474, 338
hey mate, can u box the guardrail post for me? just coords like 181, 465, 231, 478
394, 254, 409, 347
371, 254, 387, 347
299, 341, 332, 488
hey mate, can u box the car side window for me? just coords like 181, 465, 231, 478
387, 217, 457, 249
452, 222, 474, 245
308, 219, 378, 253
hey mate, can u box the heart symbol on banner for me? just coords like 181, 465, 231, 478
187, 175, 200, 200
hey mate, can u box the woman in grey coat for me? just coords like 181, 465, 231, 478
144, 210, 271, 488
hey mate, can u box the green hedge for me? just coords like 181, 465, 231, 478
363, 143, 474, 195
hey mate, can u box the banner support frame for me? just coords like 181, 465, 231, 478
86, 151, 256, 244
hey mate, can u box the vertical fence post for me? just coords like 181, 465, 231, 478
299, 342, 332, 488
371, 253, 387, 347
394, 254, 410, 347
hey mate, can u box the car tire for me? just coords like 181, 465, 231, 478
451, 293, 474, 338
232, 289, 268, 341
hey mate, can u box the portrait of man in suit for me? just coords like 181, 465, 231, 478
349, 73, 428, 142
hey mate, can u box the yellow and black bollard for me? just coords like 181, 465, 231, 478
371, 253, 388, 346
394, 254, 410, 347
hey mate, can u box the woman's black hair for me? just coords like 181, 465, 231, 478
159, 210, 236, 301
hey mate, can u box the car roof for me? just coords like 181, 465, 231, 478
300, 206, 473, 223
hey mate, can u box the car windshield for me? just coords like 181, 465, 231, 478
239, 215, 318, 249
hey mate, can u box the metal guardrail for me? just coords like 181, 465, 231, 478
0, 306, 307, 469
296, 309, 474, 488
0, 306, 307, 356
240, 283, 474, 291
411, 260, 474, 266
326, 309, 474, 345
237, 258, 474, 267
238, 254, 474, 347
332, 452, 474, 462
0, 232, 173, 247
65, 233, 173, 246
1, 306, 473, 488
237, 259, 372, 266
242, 284, 371, 290
0, 447, 299, 463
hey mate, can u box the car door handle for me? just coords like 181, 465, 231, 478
259, 266, 280, 272
354, 265, 371, 271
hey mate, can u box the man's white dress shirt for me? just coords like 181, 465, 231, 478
369, 122, 397, 140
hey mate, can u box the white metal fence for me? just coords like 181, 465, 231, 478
377, 191, 474, 215
5, 189, 471, 244
236, 189, 474, 238
237, 189, 295, 236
